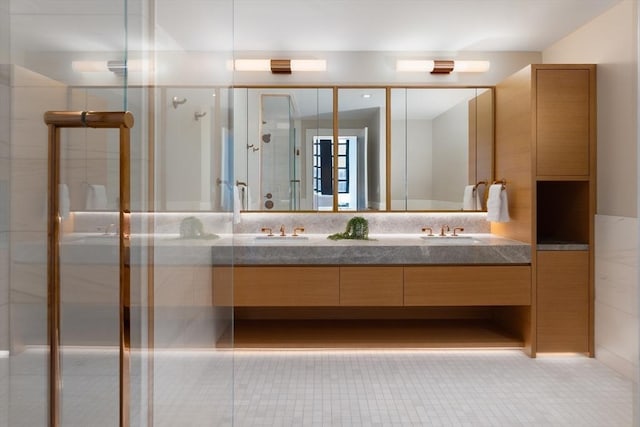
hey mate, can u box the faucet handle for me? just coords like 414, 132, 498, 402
421, 227, 433, 236
452, 227, 464, 237
439, 225, 450, 236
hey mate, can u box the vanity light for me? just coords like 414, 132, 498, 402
234, 59, 327, 73
396, 59, 490, 74
72, 59, 150, 74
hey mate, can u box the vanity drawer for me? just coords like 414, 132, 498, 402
404, 266, 531, 306
340, 266, 403, 306
234, 266, 340, 306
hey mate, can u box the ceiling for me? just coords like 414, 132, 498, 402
9, 0, 623, 53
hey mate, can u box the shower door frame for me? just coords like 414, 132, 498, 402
44, 111, 134, 427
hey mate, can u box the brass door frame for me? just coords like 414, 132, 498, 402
44, 111, 134, 427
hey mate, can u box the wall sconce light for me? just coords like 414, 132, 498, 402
396, 59, 490, 74
72, 59, 150, 74
234, 59, 327, 74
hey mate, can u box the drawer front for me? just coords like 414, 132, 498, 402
234, 266, 339, 306
340, 266, 403, 306
404, 266, 531, 306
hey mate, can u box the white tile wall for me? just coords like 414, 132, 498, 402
595, 214, 639, 381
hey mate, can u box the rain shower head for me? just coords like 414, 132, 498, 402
172, 96, 187, 108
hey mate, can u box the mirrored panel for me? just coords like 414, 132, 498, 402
158, 87, 231, 211
234, 88, 333, 211
390, 88, 493, 211
337, 88, 387, 211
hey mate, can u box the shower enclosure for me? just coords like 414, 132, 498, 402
1, 1, 235, 426
259, 94, 300, 210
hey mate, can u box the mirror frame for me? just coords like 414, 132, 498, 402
235, 84, 495, 213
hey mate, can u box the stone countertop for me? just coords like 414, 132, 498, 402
216, 233, 531, 265
13, 233, 530, 266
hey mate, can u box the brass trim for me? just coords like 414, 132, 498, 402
46, 123, 61, 427
431, 60, 455, 74
332, 87, 339, 211
270, 59, 292, 74
44, 110, 134, 427
385, 88, 391, 210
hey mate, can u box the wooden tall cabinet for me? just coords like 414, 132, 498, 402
494, 64, 596, 356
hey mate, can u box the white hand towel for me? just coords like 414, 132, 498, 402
85, 184, 107, 210
486, 184, 510, 222
475, 186, 485, 211
462, 185, 475, 210
233, 185, 242, 224
59, 184, 70, 219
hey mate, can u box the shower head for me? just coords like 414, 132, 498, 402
172, 96, 187, 109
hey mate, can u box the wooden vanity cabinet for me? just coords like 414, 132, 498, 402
339, 266, 403, 306
404, 266, 531, 306
233, 266, 339, 306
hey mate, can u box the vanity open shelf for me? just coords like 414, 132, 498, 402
213, 264, 532, 352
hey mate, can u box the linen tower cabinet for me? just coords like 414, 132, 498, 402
495, 64, 596, 356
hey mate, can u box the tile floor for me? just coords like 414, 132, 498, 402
0, 349, 635, 426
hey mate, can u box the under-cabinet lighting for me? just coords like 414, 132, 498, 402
396, 59, 490, 74
234, 59, 326, 73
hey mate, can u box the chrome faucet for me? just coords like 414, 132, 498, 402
439, 225, 450, 236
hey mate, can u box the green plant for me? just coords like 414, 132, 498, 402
327, 216, 370, 240
179, 216, 218, 240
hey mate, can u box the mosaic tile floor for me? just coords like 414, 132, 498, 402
0, 349, 635, 426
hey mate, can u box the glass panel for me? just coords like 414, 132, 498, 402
390, 88, 493, 211
235, 88, 333, 211
337, 88, 386, 211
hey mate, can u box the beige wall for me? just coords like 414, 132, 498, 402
543, 0, 638, 218
543, 0, 639, 383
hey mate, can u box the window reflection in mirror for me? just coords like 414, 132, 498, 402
337, 88, 386, 211
234, 88, 333, 211
390, 88, 493, 211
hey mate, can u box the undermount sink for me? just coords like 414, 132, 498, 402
420, 235, 480, 244
255, 235, 309, 241
420, 235, 474, 240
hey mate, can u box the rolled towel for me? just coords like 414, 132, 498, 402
59, 184, 70, 219
462, 185, 475, 210
233, 185, 242, 224
475, 186, 485, 211
486, 184, 510, 222
85, 184, 108, 210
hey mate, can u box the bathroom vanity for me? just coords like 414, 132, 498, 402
212, 234, 533, 351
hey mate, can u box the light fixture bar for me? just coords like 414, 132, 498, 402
234, 59, 327, 73
396, 59, 490, 74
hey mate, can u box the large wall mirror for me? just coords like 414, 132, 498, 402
234, 86, 492, 212
234, 87, 334, 211
62, 85, 492, 214
390, 88, 493, 211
